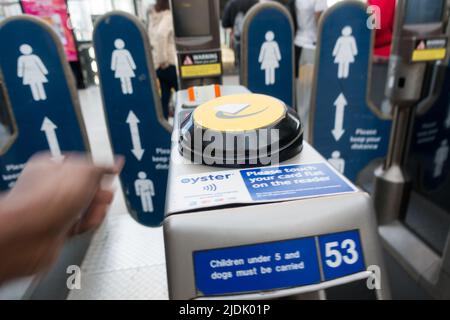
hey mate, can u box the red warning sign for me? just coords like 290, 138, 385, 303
417, 41, 426, 50
183, 55, 193, 65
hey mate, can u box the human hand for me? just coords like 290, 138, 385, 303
0, 153, 124, 282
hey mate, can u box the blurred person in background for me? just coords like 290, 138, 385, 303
147, 0, 178, 119
367, 0, 396, 116
292, 0, 327, 78
0, 153, 123, 283
222, 0, 259, 67
368, 0, 396, 59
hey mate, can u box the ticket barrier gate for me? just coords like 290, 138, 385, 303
373, 0, 450, 222
308, 1, 392, 185
369, 59, 392, 117
163, 85, 390, 300
93, 11, 171, 228
0, 16, 91, 299
373, 0, 450, 299
170, 0, 223, 89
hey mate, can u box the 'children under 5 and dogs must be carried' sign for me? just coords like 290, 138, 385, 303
194, 230, 365, 296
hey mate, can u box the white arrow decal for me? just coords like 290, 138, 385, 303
332, 93, 347, 141
126, 110, 145, 161
41, 117, 64, 162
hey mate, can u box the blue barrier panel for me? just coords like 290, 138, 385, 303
0, 16, 88, 190
309, 1, 391, 182
93, 12, 171, 227
241, 2, 294, 108
409, 66, 450, 195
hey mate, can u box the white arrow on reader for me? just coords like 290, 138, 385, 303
41, 117, 64, 162
126, 110, 145, 161
215, 103, 250, 114
332, 93, 347, 141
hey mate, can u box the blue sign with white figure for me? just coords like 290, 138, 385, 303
94, 12, 171, 227
0, 16, 87, 190
240, 163, 355, 202
241, 2, 294, 107
194, 236, 321, 296
408, 66, 450, 209
310, 2, 391, 182
318, 230, 365, 281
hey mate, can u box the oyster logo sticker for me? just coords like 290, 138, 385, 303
215, 103, 268, 120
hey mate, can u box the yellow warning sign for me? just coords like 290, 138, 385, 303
180, 63, 222, 78
412, 48, 447, 62
193, 94, 286, 132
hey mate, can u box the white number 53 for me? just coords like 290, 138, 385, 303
325, 239, 359, 268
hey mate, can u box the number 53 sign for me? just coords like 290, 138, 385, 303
318, 230, 365, 281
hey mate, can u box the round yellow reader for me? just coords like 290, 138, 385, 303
192, 94, 286, 132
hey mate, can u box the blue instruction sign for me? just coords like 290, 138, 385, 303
170, 162, 357, 213
0, 16, 87, 190
194, 230, 366, 296
318, 230, 365, 281
240, 163, 355, 202
310, 2, 391, 182
241, 2, 294, 107
194, 236, 321, 296
93, 12, 171, 227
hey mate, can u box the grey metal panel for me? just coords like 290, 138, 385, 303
164, 189, 390, 299
380, 219, 450, 299
373, 1, 450, 299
